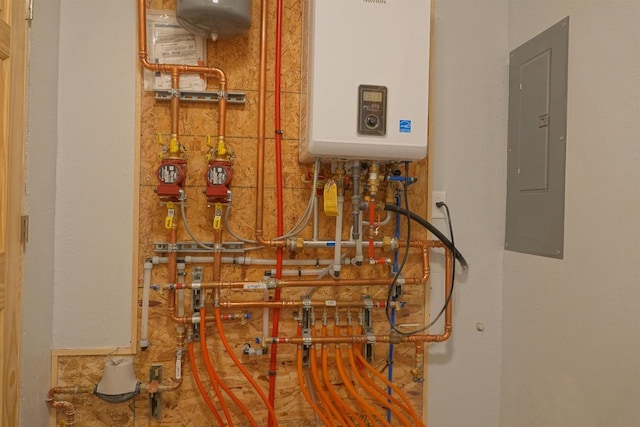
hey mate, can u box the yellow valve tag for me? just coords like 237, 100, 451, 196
213, 203, 223, 230
206, 134, 213, 148
165, 202, 175, 229
324, 181, 338, 217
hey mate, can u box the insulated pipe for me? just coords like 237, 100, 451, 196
205, 226, 246, 425
333, 325, 392, 427
292, 239, 391, 250
268, 268, 342, 277
182, 256, 342, 267
176, 277, 420, 291
321, 323, 362, 427
353, 348, 421, 426
309, 328, 349, 426
199, 308, 251, 427
219, 300, 396, 310
262, 285, 270, 350
345, 331, 412, 426
352, 343, 424, 427
351, 161, 364, 265
139, 260, 153, 350
368, 198, 376, 262
188, 342, 226, 426
215, 307, 279, 426
297, 345, 333, 426
332, 194, 344, 277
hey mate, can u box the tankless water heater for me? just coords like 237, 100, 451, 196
299, 0, 431, 163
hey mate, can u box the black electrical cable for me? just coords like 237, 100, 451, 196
383, 167, 467, 335
383, 204, 468, 269
424, 201, 456, 333
386, 200, 458, 336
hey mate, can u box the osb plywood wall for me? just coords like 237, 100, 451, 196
52, 0, 433, 425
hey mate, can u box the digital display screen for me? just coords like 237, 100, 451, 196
363, 90, 383, 103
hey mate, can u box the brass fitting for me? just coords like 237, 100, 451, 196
368, 161, 380, 196
383, 236, 392, 252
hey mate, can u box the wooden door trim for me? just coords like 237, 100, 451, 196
2, 0, 29, 426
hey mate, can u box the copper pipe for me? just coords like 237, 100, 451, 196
170, 71, 180, 142
137, 0, 227, 82
253, 0, 285, 249
255, 0, 268, 246
404, 239, 445, 283
410, 340, 425, 383
333, 325, 392, 427
213, 228, 223, 281
264, 249, 454, 345
177, 277, 421, 290
46, 386, 93, 425
219, 299, 396, 309
410, 248, 454, 343
141, 377, 183, 393
164, 300, 391, 325
167, 223, 183, 324
137, 0, 228, 143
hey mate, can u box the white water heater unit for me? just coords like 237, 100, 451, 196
300, 0, 431, 163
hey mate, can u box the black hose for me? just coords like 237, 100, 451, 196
383, 203, 469, 270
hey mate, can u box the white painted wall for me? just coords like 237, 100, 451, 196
501, 2, 640, 426
22, 0, 61, 424
428, 2, 508, 426
53, 0, 136, 348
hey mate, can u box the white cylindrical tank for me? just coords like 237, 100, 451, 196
176, 0, 252, 41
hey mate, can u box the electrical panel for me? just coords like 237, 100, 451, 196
505, 17, 569, 258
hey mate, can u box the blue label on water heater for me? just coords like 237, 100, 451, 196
399, 120, 412, 133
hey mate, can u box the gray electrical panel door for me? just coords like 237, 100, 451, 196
505, 17, 569, 258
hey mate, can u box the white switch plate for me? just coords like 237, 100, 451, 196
432, 191, 447, 219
